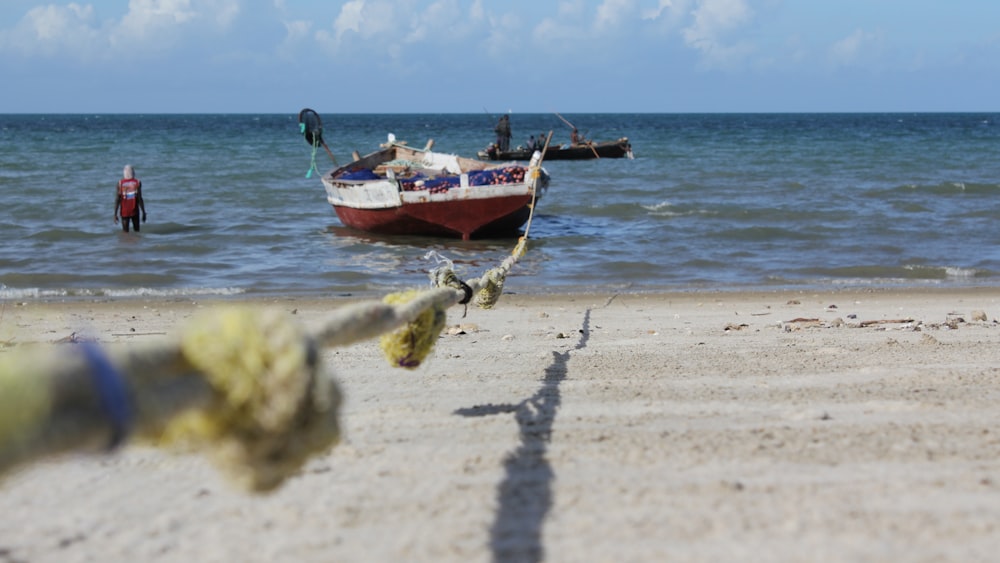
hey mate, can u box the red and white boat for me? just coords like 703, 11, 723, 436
318, 138, 549, 240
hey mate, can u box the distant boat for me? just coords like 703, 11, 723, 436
317, 138, 549, 240
479, 137, 634, 161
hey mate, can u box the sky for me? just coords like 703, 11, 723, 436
1, 0, 999, 113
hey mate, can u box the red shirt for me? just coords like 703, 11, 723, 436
118, 178, 140, 217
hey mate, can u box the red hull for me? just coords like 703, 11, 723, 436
333, 194, 534, 240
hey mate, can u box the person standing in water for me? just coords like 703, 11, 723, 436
114, 164, 146, 232
494, 114, 511, 152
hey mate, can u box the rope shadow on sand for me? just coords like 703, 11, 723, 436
454, 309, 591, 563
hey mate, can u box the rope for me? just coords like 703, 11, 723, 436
303, 122, 321, 178
0, 133, 552, 493
0, 307, 340, 493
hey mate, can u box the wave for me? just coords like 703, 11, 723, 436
707, 225, 826, 242
641, 200, 710, 218
795, 264, 987, 282
875, 182, 1000, 197
0, 285, 245, 300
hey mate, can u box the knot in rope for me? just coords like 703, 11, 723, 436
164, 307, 341, 492
431, 268, 473, 305
475, 268, 507, 310
379, 290, 448, 369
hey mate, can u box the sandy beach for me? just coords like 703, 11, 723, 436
2, 287, 1000, 562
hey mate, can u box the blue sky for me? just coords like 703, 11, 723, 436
1, 0, 998, 113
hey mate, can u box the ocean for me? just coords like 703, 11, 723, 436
1, 112, 998, 300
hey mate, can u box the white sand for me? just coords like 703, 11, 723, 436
2, 288, 1000, 562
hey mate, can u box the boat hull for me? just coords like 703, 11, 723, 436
332, 194, 533, 239
479, 138, 633, 161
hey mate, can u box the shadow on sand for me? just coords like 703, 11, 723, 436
454, 308, 592, 562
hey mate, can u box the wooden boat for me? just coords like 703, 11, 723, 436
478, 137, 633, 161
319, 139, 549, 240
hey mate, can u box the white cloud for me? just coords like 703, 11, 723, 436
0, 0, 244, 60
124, 0, 197, 27
278, 18, 311, 58
642, 0, 674, 20
557, 0, 586, 19
642, 0, 690, 28
283, 19, 311, 41
114, 0, 197, 47
0, 3, 103, 58
403, 0, 467, 45
529, 0, 685, 61
683, 0, 752, 45
327, 0, 400, 47
526, 0, 690, 60
681, 0, 754, 67
118, 0, 237, 29
320, 0, 479, 63
482, 11, 522, 58
332, 0, 364, 42
532, 16, 578, 50
30, 3, 94, 41
595, 0, 634, 31
531, 0, 593, 52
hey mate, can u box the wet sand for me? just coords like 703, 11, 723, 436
2, 288, 1000, 562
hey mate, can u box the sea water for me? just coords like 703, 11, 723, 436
1, 112, 998, 299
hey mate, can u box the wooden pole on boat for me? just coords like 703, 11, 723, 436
321, 141, 338, 165
554, 112, 599, 158
553, 111, 575, 130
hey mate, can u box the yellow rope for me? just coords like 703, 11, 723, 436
164, 307, 340, 492
0, 308, 340, 494
378, 290, 448, 368
0, 347, 56, 468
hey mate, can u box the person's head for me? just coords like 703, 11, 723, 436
123, 165, 135, 179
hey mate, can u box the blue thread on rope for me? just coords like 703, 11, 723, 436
306, 136, 320, 178
302, 122, 320, 178
80, 342, 133, 450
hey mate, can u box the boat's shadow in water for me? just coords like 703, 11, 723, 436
324, 224, 525, 252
